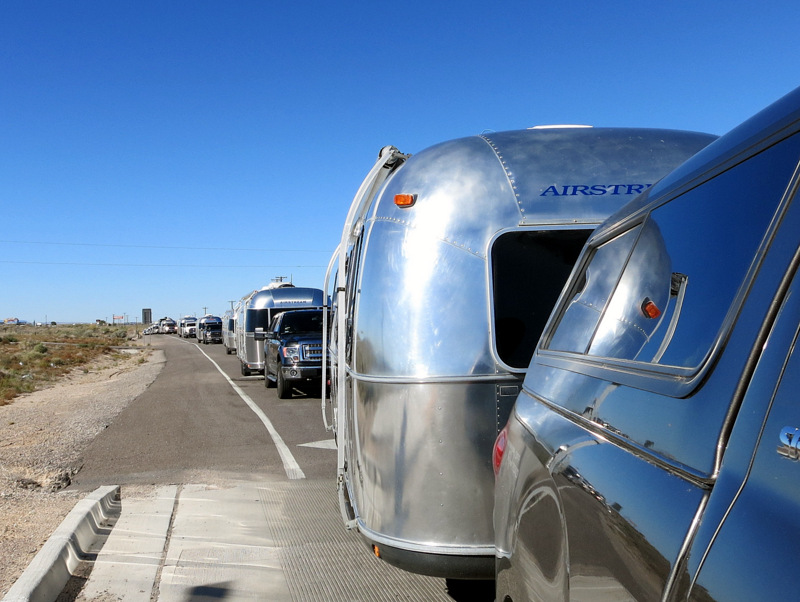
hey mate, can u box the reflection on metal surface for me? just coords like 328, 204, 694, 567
778, 426, 800, 459
329, 128, 717, 578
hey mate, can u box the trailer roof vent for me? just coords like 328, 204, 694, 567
529, 124, 593, 129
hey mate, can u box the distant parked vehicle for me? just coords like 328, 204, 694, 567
260, 309, 325, 398
234, 282, 325, 376
223, 309, 237, 354
196, 315, 223, 344
157, 317, 177, 334
179, 316, 197, 338
493, 86, 800, 601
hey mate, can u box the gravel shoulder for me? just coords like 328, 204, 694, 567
0, 343, 165, 598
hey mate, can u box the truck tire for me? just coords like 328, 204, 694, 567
241, 362, 251, 376
277, 370, 292, 399
265, 369, 276, 388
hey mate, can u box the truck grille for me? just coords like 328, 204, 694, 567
302, 343, 323, 361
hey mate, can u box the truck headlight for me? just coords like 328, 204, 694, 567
282, 346, 300, 362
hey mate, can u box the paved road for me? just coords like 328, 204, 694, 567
71, 334, 332, 488
60, 335, 495, 601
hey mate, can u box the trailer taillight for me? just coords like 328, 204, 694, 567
394, 193, 416, 207
493, 424, 509, 477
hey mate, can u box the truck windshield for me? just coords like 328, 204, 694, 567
282, 312, 323, 334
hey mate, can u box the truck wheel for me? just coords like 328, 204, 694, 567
277, 370, 292, 399
241, 362, 251, 376
265, 370, 276, 388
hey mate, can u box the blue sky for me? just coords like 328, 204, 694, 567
1, 1, 798, 324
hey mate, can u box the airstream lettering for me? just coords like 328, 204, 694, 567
540, 183, 652, 196
324, 127, 717, 581
234, 282, 325, 376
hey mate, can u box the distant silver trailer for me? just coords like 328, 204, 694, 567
323, 127, 717, 582
197, 314, 223, 344
222, 308, 237, 354
234, 283, 325, 376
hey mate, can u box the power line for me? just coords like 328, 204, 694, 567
0, 260, 326, 268
0, 239, 330, 253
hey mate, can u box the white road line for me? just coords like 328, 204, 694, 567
193, 344, 306, 480
299, 440, 337, 449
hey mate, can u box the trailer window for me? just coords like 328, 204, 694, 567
492, 229, 591, 370
245, 308, 271, 331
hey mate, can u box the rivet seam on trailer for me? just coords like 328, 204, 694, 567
480, 134, 524, 215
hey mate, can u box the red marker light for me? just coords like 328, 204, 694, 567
394, 193, 417, 207
641, 297, 661, 319
493, 425, 508, 477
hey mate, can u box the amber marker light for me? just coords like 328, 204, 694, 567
372, 544, 381, 558
641, 297, 661, 319
394, 193, 417, 207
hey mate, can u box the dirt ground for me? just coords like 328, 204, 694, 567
0, 343, 165, 598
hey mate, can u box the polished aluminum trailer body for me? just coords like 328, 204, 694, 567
222, 309, 236, 354
235, 284, 325, 376
325, 127, 716, 578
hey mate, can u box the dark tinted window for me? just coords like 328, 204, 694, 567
492, 229, 592, 369
281, 311, 323, 334
245, 308, 271, 331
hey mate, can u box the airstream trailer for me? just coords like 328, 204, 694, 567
322, 127, 717, 581
196, 314, 223, 344
235, 283, 325, 376
222, 308, 237, 354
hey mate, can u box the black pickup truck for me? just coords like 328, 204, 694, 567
263, 309, 324, 398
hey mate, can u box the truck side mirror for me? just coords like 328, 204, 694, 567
254, 327, 266, 341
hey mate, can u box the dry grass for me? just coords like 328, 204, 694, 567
0, 324, 137, 405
